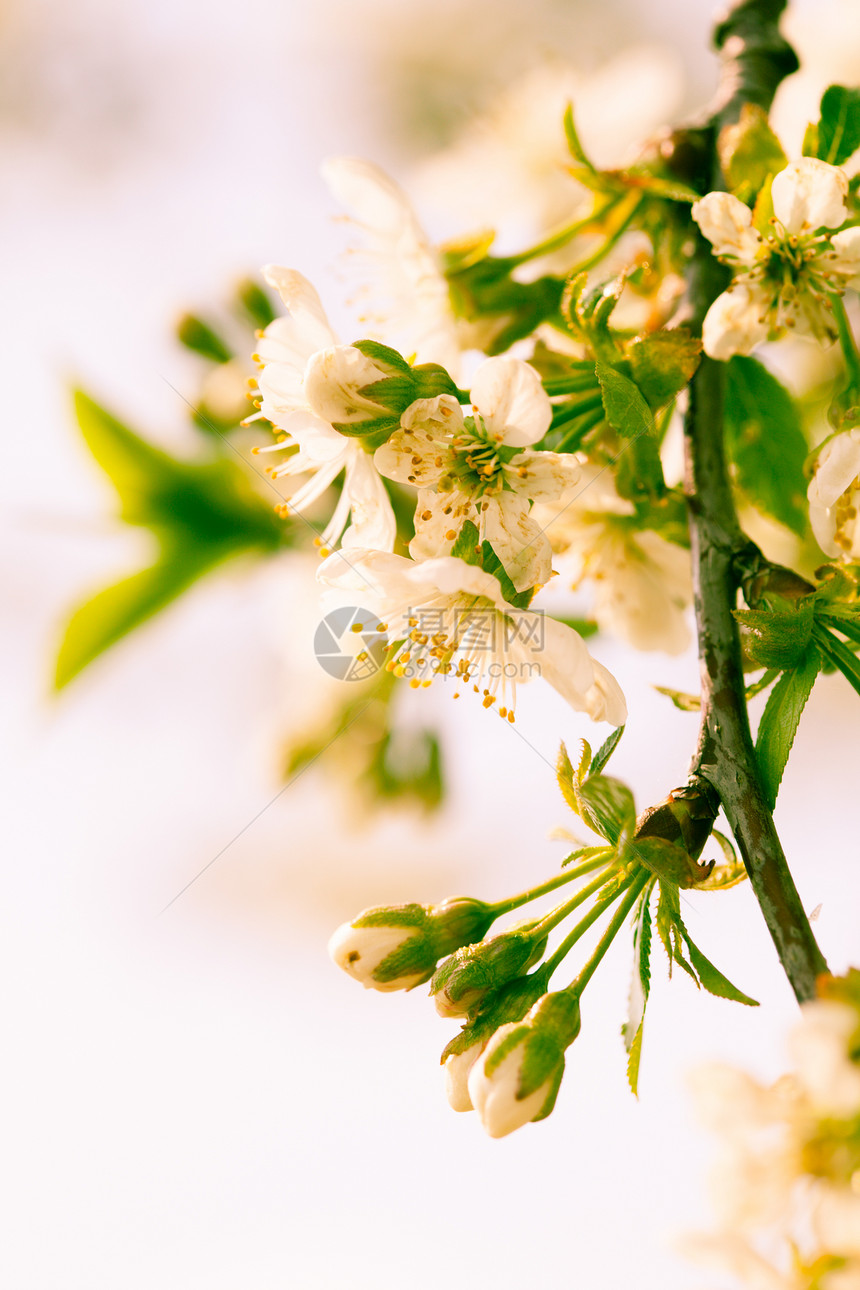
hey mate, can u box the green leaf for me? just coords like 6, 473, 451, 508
755, 646, 820, 808
589, 724, 625, 778
680, 931, 759, 1006
561, 845, 614, 868
615, 434, 666, 503
816, 84, 860, 167
562, 102, 596, 171
802, 121, 820, 159
555, 742, 581, 815
626, 1018, 645, 1097
235, 278, 277, 329
55, 545, 220, 688
577, 774, 636, 844
176, 314, 233, 363
724, 357, 809, 535
351, 339, 411, 373
814, 623, 860, 699
450, 520, 482, 566
654, 882, 697, 983
718, 103, 788, 205
631, 836, 703, 889
480, 540, 532, 608
627, 328, 702, 410
653, 685, 700, 712
595, 362, 655, 439
548, 615, 598, 639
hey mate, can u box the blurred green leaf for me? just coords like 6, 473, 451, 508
718, 104, 787, 205
595, 362, 655, 439
724, 357, 809, 535
176, 313, 233, 363
57, 391, 288, 686
815, 85, 860, 167
627, 328, 701, 410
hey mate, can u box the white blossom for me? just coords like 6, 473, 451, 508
692, 159, 860, 359
536, 463, 692, 654
376, 357, 577, 591
250, 266, 396, 553
316, 547, 627, 725
322, 156, 464, 375
808, 428, 860, 559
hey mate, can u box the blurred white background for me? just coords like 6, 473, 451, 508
2, 0, 859, 1286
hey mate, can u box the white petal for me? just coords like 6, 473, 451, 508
581, 659, 628, 726
317, 547, 417, 614
504, 449, 582, 501
691, 192, 761, 263
409, 489, 477, 561
809, 428, 860, 508
516, 613, 603, 710
261, 266, 338, 352
303, 345, 388, 425
323, 156, 461, 373
771, 158, 849, 234
443, 1043, 486, 1112
829, 226, 860, 286
405, 555, 507, 604
479, 492, 552, 591
701, 283, 770, 360
340, 444, 397, 552
269, 411, 346, 464
470, 357, 552, 447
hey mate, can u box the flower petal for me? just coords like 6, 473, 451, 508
504, 448, 582, 501
409, 488, 477, 561
470, 357, 552, 447
341, 443, 397, 552
691, 192, 761, 263
261, 266, 338, 354
828, 226, 860, 286
771, 158, 848, 234
701, 283, 769, 360
479, 492, 552, 591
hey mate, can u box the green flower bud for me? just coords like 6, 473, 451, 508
430, 926, 547, 1019
468, 991, 582, 1138
440, 971, 549, 1113
329, 896, 495, 994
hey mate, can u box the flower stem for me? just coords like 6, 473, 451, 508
531, 869, 621, 943
567, 869, 650, 996
505, 197, 623, 268
543, 871, 636, 978
488, 853, 613, 917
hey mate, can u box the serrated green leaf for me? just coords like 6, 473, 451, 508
755, 646, 820, 808
55, 545, 220, 688
696, 830, 748, 891
561, 845, 613, 868
724, 357, 809, 535
680, 930, 760, 1006
578, 774, 636, 844
595, 362, 655, 439
556, 742, 581, 814
735, 600, 814, 669
718, 103, 788, 205
816, 84, 860, 167
589, 724, 625, 778
655, 883, 698, 983
627, 329, 702, 410
814, 623, 860, 698
623, 887, 652, 1069
626, 1018, 645, 1097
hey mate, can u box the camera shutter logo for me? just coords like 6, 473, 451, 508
313, 606, 388, 681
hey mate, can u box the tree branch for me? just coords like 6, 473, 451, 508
681, 0, 827, 1002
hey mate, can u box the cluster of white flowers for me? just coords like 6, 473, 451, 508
245, 158, 710, 724
683, 977, 860, 1290
692, 158, 860, 361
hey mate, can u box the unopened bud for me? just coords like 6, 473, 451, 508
329, 896, 495, 994
468, 991, 581, 1138
431, 926, 547, 1019
440, 971, 548, 1112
